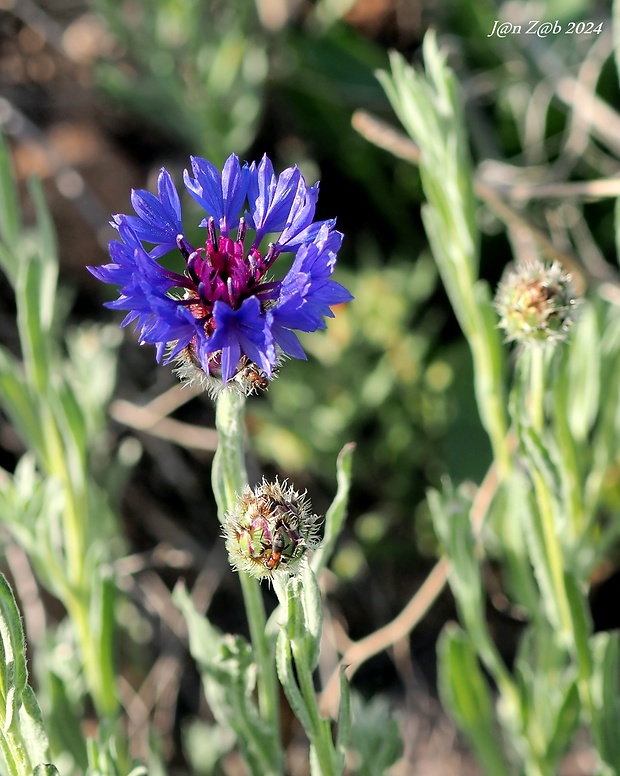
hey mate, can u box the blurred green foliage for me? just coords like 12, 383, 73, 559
94, 0, 268, 164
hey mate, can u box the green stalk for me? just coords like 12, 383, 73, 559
522, 347, 572, 640
71, 597, 117, 719
528, 346, 545, 436
468, 326, 512, 478
213, 388, 282, 764
530, 469, 573, 642
213, 388, 248, 508
238, 572, 280, 728
40, 407, 118, 718
291, 643, 337, 776
40, 408, 85, 588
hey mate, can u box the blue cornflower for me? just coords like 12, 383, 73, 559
88, 153, 352, 393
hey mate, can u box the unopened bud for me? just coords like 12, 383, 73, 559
223, 479, 321, 580
494, 260, 580, 345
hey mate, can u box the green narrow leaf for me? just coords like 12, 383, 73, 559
309, 744, 321, 776
51, 381, 88, 487
616, 195, 620, 269
430, 483, 513, 690
275, 631, 313, 733
28, 178, 58, 280
347, 694, 402, 776
591, 632, 620, 768
299, 563, 323, 670
0, 573, 28, 730
283, 578, 307, 644
546, 679, 580, 767
173, 585, 226, 671
0, 634, 7, 728
563, 573, 592, 676
0, 135, 21, 285
44, 669, 88, 770
89, 568, 117, 717
428, 485, 482, 611
437, 626, 512, 776
27, 176, 58, 336
174, 582, 279, 776
17, 256, 52, 394
0, 346, 44, 454
520, 425, 563, 504
519, 426, 575, 637
560, 303, 600, 442
18, 686, 54, 769
518, 484, 561, 632
335, 668, 351, 767
490, 472, 539, 614
311, 442, 355, 574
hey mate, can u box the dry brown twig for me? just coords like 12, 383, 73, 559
351, 109, 620, 293
109, 383, 218, 451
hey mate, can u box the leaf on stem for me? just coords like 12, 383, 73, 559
311, 442, 355, 575
438, 625, 512, 776
0, 573, 28, 731
334, 668, 351, 771
275, 631, 313, 733
173, 584, 277, 776
0, 134, 21, 286
591, 632, 620, 770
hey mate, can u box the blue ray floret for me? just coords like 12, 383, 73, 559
88, 153, 352, 390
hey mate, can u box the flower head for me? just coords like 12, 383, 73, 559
88, 154, 352, 394
494, 259, 580, 345
223, 479, 321, 580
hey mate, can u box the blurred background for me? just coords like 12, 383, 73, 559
0, 0, 616, 772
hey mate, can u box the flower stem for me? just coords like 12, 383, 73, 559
238, 572, 280, 725
213, 389, 248, 508
213, 388, 282, 766
528, 346, 545, 436
292, 643, 337, 776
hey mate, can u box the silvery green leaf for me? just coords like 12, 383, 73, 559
0, 573, 28, 731
174, 585, 278, 776
0, 346, 44, 454
438, 625, 511, 776
299, 563, 323, 670
0, 134, 21, 285
18, 255, 53, 394
591, 632, 620, 769
312, 442, 355, 575
18, 686, 54, 768
347, 692, 402, 776
275, 631, 312, 733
